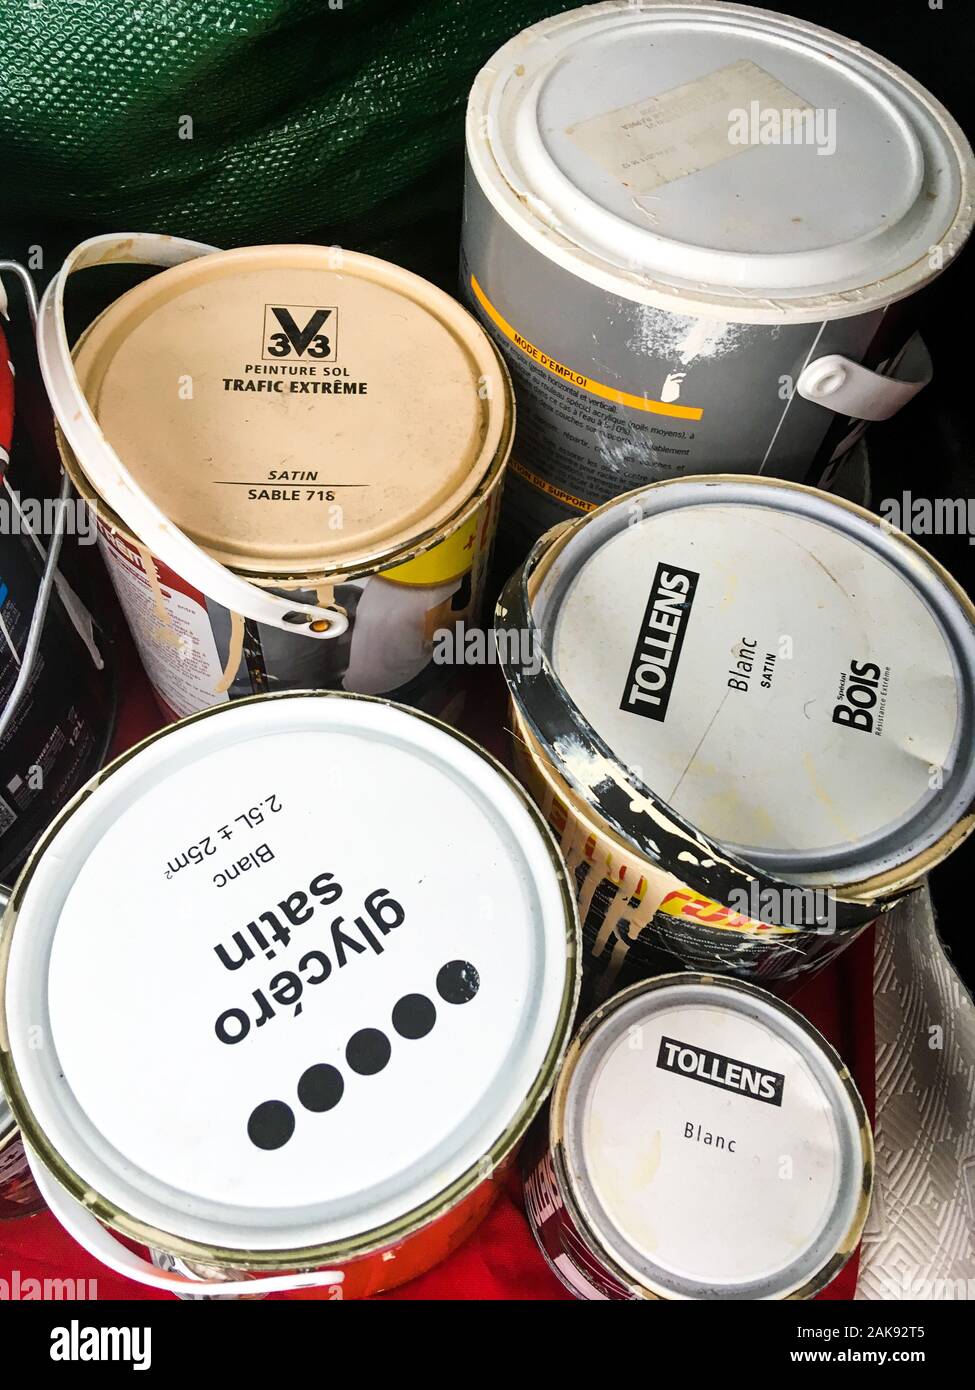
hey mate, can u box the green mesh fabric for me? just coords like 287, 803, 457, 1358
0, 0, 572, 288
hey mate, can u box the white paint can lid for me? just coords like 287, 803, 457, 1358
560, 975, 872, 1299
543, 479, 975, 888
468, 0, 974, 318
0, 694, 576, 1258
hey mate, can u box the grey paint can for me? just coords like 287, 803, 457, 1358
462, 1, 974, 558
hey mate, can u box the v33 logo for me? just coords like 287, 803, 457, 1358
262, 304, 338, 361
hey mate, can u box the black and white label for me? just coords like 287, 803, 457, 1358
579, 1001, 849, 1288
619, 562, 698, 722
262, 304, 338, 362
656, 1035, 785, 1106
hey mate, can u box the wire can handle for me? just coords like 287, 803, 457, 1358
36, 233, 348, 641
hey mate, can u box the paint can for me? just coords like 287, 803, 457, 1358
0, 691, 578, 1297
523, 973, 873, 1299
0, 263, 115, 883
38, 236, 513, 723
462, 0, 974, 559
496, 475, 975, 997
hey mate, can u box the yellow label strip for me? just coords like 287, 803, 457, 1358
470, 276, 704, 422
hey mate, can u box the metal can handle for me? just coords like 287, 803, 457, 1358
35, 233, 348, 642
28, 1154, 345, 1298
796, 334, 933, 422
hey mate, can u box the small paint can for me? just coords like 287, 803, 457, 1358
0, 263, 115, 883
39, 236, 513, 722
462, 0, 974, 558
0, 691, 578, 1297
496, 475, 975, 996
524, 973, 873, 1299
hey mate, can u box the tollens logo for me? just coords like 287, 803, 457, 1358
620, 563, 699, 722
832, 659, 881, 734
263, 304, 337, 361
656, 1036, 785, 1106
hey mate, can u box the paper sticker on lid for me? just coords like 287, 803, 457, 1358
477, 1, 971, 304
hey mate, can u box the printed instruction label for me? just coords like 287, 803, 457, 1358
567, 59, 812, 194
98, 524, 228, 719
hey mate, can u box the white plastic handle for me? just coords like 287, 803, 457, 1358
796, 334, 932, 422
36, 233, 348, 641
29, 1151, 345, 1298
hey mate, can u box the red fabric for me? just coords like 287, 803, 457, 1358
0, 634, 877, 1301
0, 326, 14, 457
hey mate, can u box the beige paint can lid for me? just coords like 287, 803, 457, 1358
71, 244, 510, 576
557, 974, 872, 1300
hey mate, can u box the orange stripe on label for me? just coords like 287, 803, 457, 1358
509, 457, 596, 513
470, 275, 704, 422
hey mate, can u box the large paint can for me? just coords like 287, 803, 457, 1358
0, 1083, 44, 1220
0, 263, 114, 883
462, 0, 974, 558
0, 691, 578, 1297
39, 236, 513, 722
523, 974, 873, 1300
496, 476, 975, 998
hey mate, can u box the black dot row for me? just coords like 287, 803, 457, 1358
247, 959, 480, 1150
